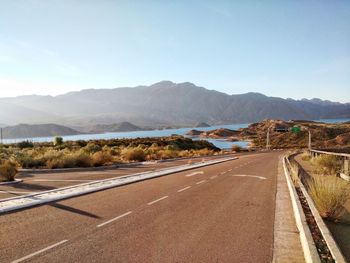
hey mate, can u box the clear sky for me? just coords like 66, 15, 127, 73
0, 0, 349, 102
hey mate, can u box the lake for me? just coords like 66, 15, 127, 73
3, 123, 250, 149
4, 118, 350, 149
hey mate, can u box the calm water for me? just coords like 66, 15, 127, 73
313, 118, 350, 123
4, 123, 250, 149
5, 118, 349, 149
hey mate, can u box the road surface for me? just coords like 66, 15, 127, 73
0, 151, 281, 263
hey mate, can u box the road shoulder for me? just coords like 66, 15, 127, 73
273, 155, 305, 263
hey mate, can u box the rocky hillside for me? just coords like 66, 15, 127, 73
186, 128, 239, 140
1, 124, 81, 139
243, 119, 350, 149
0, 81, 349, 126
87, 122, 143, 133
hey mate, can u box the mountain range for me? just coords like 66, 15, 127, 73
0, 81, 349, 127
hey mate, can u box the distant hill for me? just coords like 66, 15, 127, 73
0, 81, 349, 126
88, 122, 143, 133
195, 122, 211, 128
2, 124, 81, 139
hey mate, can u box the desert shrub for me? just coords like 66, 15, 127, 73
44, 150, 92, 168
75, 140, 87, 147
13, 152, 45, 168
84, 142, 101, 153
17, 140, 34, 149
41, 150, 64, 163
308, 176, 350, 221
312, 154, 342, 175
92, 151, 112, 166
0, 160, 18, 181
301, 151, 311, 161
178, 150, 191, 158
231, 145, 242, 152
159, 149, 178, 159
46, 158, 65, 169
69, 151, 92, 167
196, 148, 214, 156
53, 136, 63, 146
121, 148, 145, 162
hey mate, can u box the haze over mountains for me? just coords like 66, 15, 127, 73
0, 81, 349, 128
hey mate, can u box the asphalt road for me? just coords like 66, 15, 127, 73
0, 153, 244, 199
0, 151, 282, 263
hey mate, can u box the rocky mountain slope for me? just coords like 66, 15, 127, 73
0, 81, 349, 126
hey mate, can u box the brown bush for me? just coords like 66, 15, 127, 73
231, 145, 242, 152
92, 151, 112, 166
309, 176, 350, 221
121, 148, 145, 162
0, 160, 18, 181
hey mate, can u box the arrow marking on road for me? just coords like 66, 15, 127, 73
229, 174, 267, 180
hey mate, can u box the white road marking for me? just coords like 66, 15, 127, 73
11, 240, 68, 263
220, 171, 226, 175
228, 169, 232, 172
185, 171, 204, 177
147, 195, 169, 205
196, 180, 206, 185
230, 174, 267, 180
177, 186, 191, 193
97, 211, 132, 228
33, 179, 95, 182
210, 175, 218, 180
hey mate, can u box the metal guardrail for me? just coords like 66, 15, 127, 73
309, 149, 350, 181
310, 149, 350, 158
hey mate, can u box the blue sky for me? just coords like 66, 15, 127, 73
0, 0, 349, 102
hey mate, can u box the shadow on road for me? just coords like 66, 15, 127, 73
50, 203, 101, 219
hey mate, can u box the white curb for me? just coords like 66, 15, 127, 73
283, 156, 321, 263
0, 157, 237, 214
0, 179, 23, 185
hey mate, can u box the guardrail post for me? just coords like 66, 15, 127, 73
343, 159, 349, 176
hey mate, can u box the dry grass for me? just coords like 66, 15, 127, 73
91, 151, 113, 166
301, 151, 311, 161
121, 148, 146, 162
311, 154, 342, 175
289, 162, 300, 185
46, 151, 92, 169
231, 145, 242, 152
0, 160, 18, 181
1, 136, 220, 169
308, 175, 350, 221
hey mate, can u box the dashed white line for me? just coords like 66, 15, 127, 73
196, 180, 206, 185
220, 171, 226, 175
210, 175, 218, 180
228, 169, 232, 172
185, 171, 204, 177
147, 195, 169, 205
97, 211, 132, 228
177, 186, 191, 193
11, 240, 68, 263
